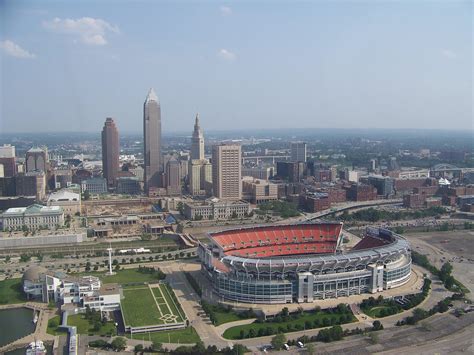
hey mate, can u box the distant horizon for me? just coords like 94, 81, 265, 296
1, 126, 473, 137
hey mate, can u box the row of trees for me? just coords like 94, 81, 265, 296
341, 206, 447, 222
256, 200, 300, 218
168, 341, 248, 355
396, 294, 458, 326
89, 337, 127, 351
236, 305, 353, 339
184, 272, 202, 297
412, 251, 465, 293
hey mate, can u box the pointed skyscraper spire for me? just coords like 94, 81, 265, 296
145, 88, 159, 103
194, 113, 200, 128
191, 113, 204, 160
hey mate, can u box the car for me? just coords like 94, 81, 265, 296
283, 344, 290, 350
297, 341, 304, 348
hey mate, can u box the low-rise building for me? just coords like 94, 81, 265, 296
242, 178, 278, 204
81, 177, 107, 194
47, 189, 81, 216
22, 266, 121, 311
183, 198, 250, 220
1, 204, 64, 231
346, 183, 377, 201
116, 177, 141, 195
367, 175, 394, 197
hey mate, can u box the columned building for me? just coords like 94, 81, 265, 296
212, 144, 242, 200
101, 118, 120, 187
143, 88, 162, 193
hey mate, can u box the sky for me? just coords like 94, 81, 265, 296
0, 0, 472, 134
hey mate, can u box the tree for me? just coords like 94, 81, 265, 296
306, 343, 316, 355
134, 344, 144, 353
372, 320, 383, 331
111, 337, 127, 351
271, 333, 287, 350
151, 340, 162, 351
83, 190, 91, 200
440, 262, 453, 281
232, 344, 249, 355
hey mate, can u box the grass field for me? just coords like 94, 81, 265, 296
222, 312, 356, 339
362, 305, 399, 318
121, 284, 185, 327
121, 287, 163, 327
47, 314, 116, 336
0, 278, 27, 305
214, 312, 243, 325
127, 326, 200, 344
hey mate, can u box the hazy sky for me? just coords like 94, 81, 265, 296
0, 0, 472, 133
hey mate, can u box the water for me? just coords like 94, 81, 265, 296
0, 308, 36, 347
6, 344, 53, 355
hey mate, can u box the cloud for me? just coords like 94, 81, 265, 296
0, 40, 36, 59
43, 17, 119, 46
218, 48, 236, 61
220, 6, 232, 16
441, 49, 458, 59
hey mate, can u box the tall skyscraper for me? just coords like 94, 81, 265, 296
191, 113, 204, 160
101, 117, 120, 187
143, 88, 162, 192
212, 144, 242, 200
290, 142, 307, 163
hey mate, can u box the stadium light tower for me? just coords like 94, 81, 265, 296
107, 246, 114, 275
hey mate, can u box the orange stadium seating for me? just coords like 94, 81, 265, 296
211, 224, 342, 257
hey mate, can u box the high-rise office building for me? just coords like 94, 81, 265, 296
0, 144, 15, 158
188, 159, 212, 196
290, 142, 307, 163
166, 158, 181, 196
0, 144, 16, 178
101, 117, 120, 187
26, 147, 48, 173
191, 113, 204, 160
212, 144, 242, 200
143, 88, 162, 192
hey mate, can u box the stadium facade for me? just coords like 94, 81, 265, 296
198, 223, 411, 304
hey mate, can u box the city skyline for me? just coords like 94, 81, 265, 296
0, 0, 472, 133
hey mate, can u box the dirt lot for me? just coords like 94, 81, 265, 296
404, 230, 474, 296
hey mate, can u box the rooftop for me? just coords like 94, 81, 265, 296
3, 204, 63, 215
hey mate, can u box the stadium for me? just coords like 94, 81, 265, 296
198, 222, 412, 304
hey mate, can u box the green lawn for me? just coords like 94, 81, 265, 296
222, 312, 356, 339
361, 305, 401, 318
47, 314, 116, 336
127, 326, 200, 344
159, 284, 185, 322
47, 316, 67, 335
0, 278, 27, 305
213, 311, 243, 325
121, 288, 163, 327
